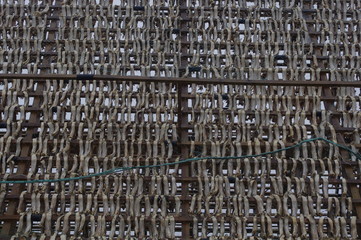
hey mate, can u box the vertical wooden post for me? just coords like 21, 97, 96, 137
179, 0, 191, 238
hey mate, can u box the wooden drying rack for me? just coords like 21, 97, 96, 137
0, 1, 361, 239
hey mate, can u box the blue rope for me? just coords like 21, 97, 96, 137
0, 137, 360, 184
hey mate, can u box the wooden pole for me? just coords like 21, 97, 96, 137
179, 0, 192, 238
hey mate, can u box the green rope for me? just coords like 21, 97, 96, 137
1, 137, 360, 184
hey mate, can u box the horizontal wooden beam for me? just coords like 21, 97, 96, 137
0, 214, 360, 224
1, 74, 361, 86
0, 121, 356, 132
6, 155, 360, 166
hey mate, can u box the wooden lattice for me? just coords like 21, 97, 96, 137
0, 0, 361, 239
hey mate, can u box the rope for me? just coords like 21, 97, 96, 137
1, 137, 360, 184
